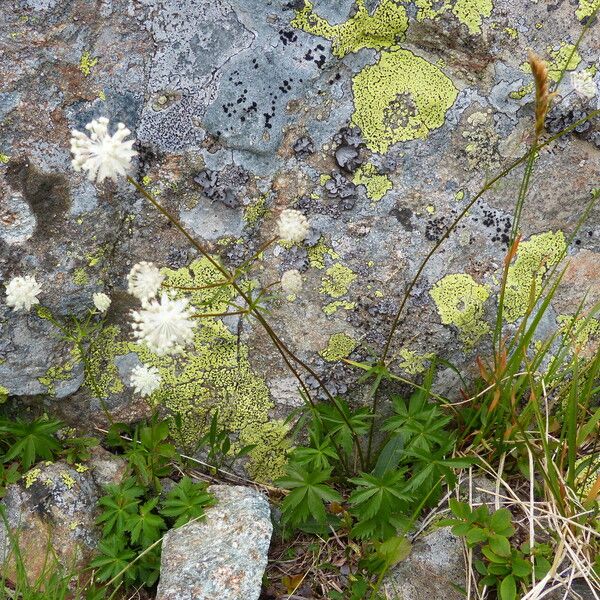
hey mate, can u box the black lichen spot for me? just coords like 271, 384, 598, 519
293, 136, 315, 157
479, 209, 511, 247
425, 216, 447, 241
5, 158, 70, 239
279, 29, 298, 45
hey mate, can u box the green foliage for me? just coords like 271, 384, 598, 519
189, 411, 256, 472
441, 500, 551, 600
277, 466, 342, 529
92, 475, 213, 589
0, 416, 63, 470
106, 416, 178, 492
160, 476, 215, 528
348, 470, 411, 539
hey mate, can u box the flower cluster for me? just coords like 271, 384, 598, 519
4, 276, 42, 312
93, 292, 111, 313
277, 209, 310, 243
130, 364, 162, 397
127, 261, 165, 302
70, 117, 136, 183
131, 293, 195, 356
281, 269, 303, 295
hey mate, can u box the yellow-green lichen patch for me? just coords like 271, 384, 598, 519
415, 0, 493, 35
352, 163, 393, 202
0, 154, 10, 164
503, 231, 566, 323
557, 314, 600, 357
397, 348, 435, 375
244, 195, 270, 227
323, 300, 356, 316
320, 333, 358, 362
308, 238, 339, 270
130, 257, 289, 482
291, 0, 409, 58
61, 472, 76, 489
352, 49, 458, 153
576, 0, 600, 20
320, 263, 357, 299
39, 359, 77, 398
452, 0, 493, 35
84, 325, 124, 398
79, 51, 98, 77
73, 268, 89, 286
23, 468, 41, 489
430, 273, 490, 346
513, 44, 582, 99
0, 385, 7, 404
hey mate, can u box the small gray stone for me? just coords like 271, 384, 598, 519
156, 484, 272, 600
382, 527, 466, 600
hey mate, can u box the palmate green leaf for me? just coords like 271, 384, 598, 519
136, 545, 162, 587
0, 417, 63, 470
90, 534, 137, 584
127, 497, 166, 546
97, 478, 144, 536
317, 400, 371, 457
277, 466, 341, 527
349, 470, 411, 540
159, 476, 215, 528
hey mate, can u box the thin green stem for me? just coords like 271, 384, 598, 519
379, 109, 600, 364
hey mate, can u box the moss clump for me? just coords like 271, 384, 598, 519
352, 49, 458, 153
430, 273, 490, 346
504, 231, 566, 323
291, 0, 409, 58
320, 333, 358, 362
320, 263, 357, 299
352, 163, 393, 202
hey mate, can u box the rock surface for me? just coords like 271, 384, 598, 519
0, 448, 125, 583
382, 526, 466, 600
1, 0, 599, 480
156, 484, 272, 600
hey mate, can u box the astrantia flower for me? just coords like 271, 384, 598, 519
93, 292, 111, 313
130, 364, 162, 397
70, 117, 136, 183
5, 276, 42, 312
571, 71, 596, 99
281, 269, 303, 295
131, 293, 195, 356
127, 261, 164, 302
277, 209, 310, 243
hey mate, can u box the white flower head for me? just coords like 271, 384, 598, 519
70, 117, 136, 183
130, 364, 162, 397
127, 261, 165, 302
5, 276, 42, 312
131, 293, 195, 356
93, 292, 111, 313
277, 209, 310, 243
281, 269, 303, 295
571, 71, 596, 99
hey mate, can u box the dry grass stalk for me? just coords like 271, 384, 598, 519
528, 51, 552, 140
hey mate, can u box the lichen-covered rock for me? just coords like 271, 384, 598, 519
1, 0, 599, 479
156, 484, 272, 600
0, 451, 125, 584
382, 527, 466, 600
